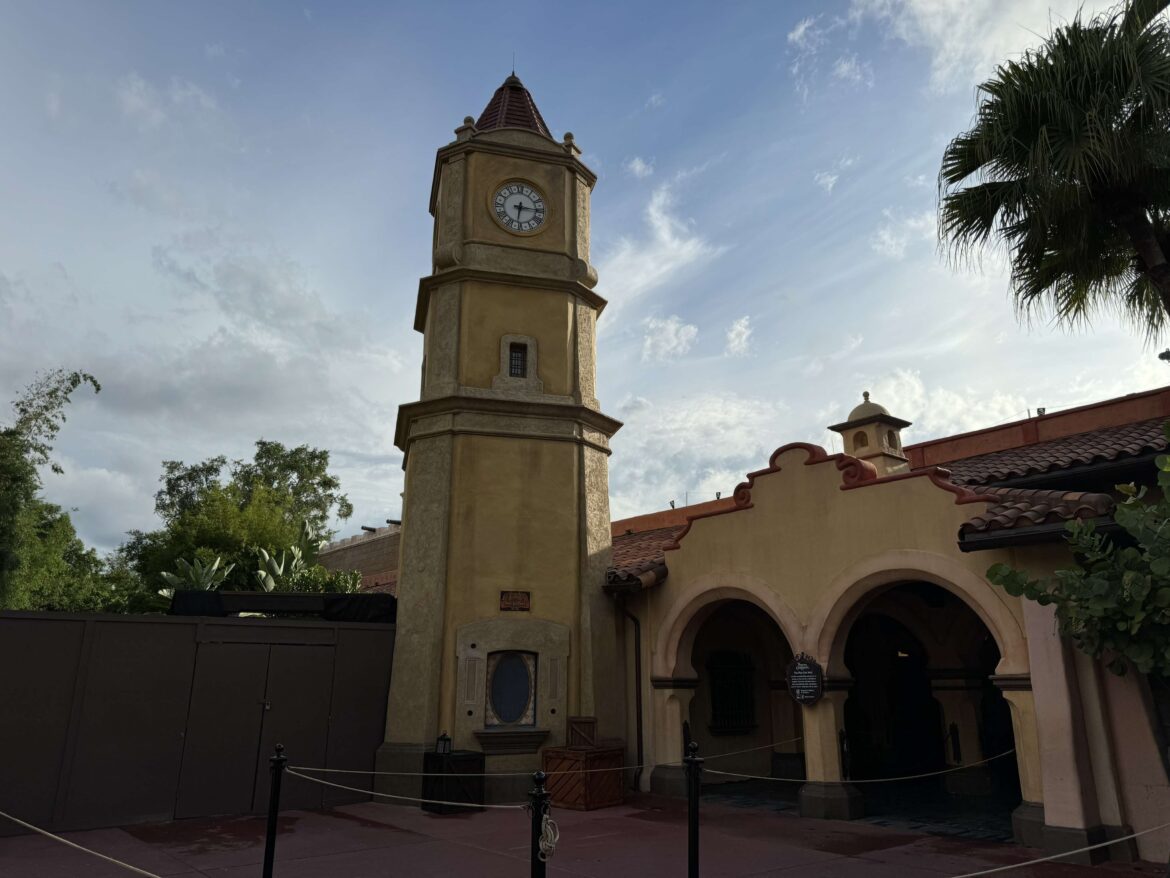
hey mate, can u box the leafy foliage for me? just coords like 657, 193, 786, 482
939, 0, 1170, 338
0, 370, 99, 605
159, 556, 235, 597
987, 446, 1170, 677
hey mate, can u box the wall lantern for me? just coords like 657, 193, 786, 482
436, 731, 453, 755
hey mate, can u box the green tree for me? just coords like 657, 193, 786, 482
987, 445, 1170, 774
0, 370, 100, 605
939, 0, 1170, 336
123, 440, 353, 591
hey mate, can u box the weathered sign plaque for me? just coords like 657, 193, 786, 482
499, 590, 531, 611
785, 653, 824, 705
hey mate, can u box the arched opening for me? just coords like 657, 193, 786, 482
685, 600, 803, 806
841, 582, 1020, 838
853, 431, 869, 450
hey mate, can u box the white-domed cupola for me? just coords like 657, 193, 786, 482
828, 391, 911, 476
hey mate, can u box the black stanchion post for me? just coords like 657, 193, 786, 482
685, 740, 703, 878
529, 770, 550, 878
262, 743, 287, 878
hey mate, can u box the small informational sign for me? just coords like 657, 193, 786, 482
499, 590, 531, 611
785, 653, 825, 705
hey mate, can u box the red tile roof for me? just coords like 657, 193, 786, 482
941, 418, 1166, 486
959, 487, 1115, 536
607, 525, 685, 592
476, 74, 552, 138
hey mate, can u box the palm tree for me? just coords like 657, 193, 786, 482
939, 0, 1170, 339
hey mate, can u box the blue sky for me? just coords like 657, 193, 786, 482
1, 0, 1164, 552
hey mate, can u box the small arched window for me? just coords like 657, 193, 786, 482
853, 431, 869, 450
886, 430, 899, 451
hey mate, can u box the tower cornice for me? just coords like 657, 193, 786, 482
394, 394, 623, 459
429, 137, 597, 217
413, 267, 607, 333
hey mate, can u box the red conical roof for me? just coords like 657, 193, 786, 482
475, 74, 552, 138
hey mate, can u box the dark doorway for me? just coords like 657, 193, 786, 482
841, 583, 1020, 841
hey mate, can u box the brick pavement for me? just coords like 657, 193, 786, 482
0, 794, 1162, 877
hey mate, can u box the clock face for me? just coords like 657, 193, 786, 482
492, 182, 546, 233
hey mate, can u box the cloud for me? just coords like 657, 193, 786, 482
645, 92, 664, 110
116, 73, 167, 129
623, 156, 655, 179
641, 315, 698, 362
832, 52, 874, 87
801, 333, 863, 376
110, 169, 199, 220
813, 171, 839, 193
725, 316, 752, 357
205, 43, 226, 59
870, 208, 935, 260
598, 180, 727, 320
609, 391, 791, 519
848, 0, 1119, 92
115, 73, 218, 130
868, 368, 1028, 438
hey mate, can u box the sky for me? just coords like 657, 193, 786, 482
2, 0, 1167, 554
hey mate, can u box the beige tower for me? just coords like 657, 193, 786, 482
379, 76, 624, 799
828, 392, 911, 476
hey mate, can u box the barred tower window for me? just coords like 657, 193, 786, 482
509, 343, 528, 378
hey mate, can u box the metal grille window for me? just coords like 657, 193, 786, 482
509, 343, 528, 378
707, 651, 756, 735
485, 651, 537, 727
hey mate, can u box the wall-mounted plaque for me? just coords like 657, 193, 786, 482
785, 653, 824, 705
499, 590, 531, 611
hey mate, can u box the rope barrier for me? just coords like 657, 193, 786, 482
528, 806, 559, 862
944, 820, 1170, 877
706, 749, 1017, 784
285, 768, 527, 810
289, 735, 805, 779
0, 809, 164, 878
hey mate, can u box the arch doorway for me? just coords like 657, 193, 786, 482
685, 601, 803, 805
842, 582, 1020, 838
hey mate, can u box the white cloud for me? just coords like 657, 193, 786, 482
848, 0, 1119, 92
205, 43, 226, 59
725, 316, 752, 357
624, 156, 655, 179
609, 391, 791, 520
802, 333, 863, 376
598, 180, 727, 320
116, 73, 167, 129
814, 171, 839, 193
832, 52, 874, 87
116, 74, 218, 130
870, 208, 935, 260
868, 368, 1028, 438
787, 16, 826, 52
641, 314, 698, 362
645, 92, 664, 109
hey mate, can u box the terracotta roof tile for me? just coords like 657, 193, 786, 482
606, 525, 685, 592
475, 74, 552, 138
959, 486, 1114, 535
943, 418, 1167, 485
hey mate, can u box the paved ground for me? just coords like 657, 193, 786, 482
0, 795, 1162, 878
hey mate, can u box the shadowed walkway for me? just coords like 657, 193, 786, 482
0, 794, 1161, 877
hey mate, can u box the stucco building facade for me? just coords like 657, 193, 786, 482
356, 75, 1170, 863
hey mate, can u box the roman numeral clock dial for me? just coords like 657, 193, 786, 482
492, 182, 546, 234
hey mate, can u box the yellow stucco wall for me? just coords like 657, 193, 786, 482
645, 447, 1030, 679
457, 282, 574, 396
437, 433, 582, 733
465, 151, 570, 251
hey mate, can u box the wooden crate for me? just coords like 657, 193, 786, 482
542, 746, 625, 811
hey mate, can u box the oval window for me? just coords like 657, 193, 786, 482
490, 652, 533, 725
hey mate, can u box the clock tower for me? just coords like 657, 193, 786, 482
379, 75, 625, 798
